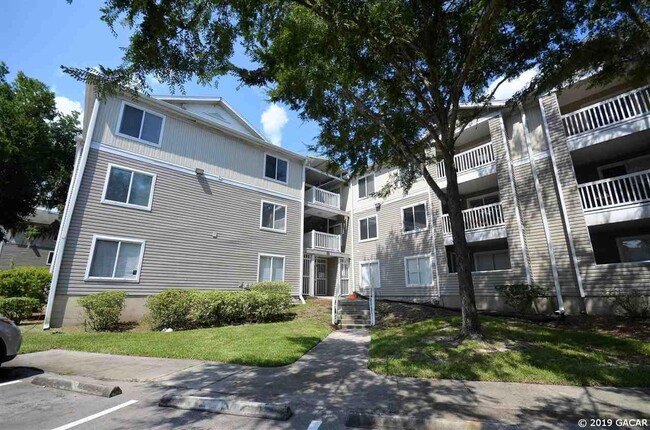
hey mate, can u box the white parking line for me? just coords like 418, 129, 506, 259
0, 380, 21, 387
307, 420, 322, 429
51, 399, 138, 430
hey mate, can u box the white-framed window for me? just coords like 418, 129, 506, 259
117, 102, 165, 146
358, 215, 378, 242
264, 154, 289, 183
360, 260, 380, 289
467, 192, 500, 209
258, 254, 285, 281
46, 251, 55, 266
358, 173, 375, 199
101, 164, 156, 211
474, 249, 511, 272
616, 235, 650, 263
401, 202, 428, 233
260, 200, 287, 233
85, 235, 146, 282
404, 255, 433, 286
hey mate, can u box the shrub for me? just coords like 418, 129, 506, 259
78, 291, 127, 331
0, 297, 40, 324
249, 281, 292, 294
147, 289, 197, 330
607, 289, 650, 318
0, 267, 51, 305
494, 283, 546, 314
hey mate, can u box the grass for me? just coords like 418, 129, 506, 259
370, 312, 650, 387
20, 299, 333, 367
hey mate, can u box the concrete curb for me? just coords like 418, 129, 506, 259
345, 413, 520, 430
159, 394, 292, 421
31, 375, 122, 398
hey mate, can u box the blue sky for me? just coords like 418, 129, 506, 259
0, 0, 320, 154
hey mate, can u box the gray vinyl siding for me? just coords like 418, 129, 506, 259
0, 243, 54, 269
55, 148, 302, 299
92, 96, 303, 198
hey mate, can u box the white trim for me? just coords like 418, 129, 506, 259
298, 160, 307, 302
116, 101, 166, 147
257, 253, 286, 282
352, 188, 429, 213
101, 163, 157, 211
512, 156, 530, 167
473, 249, 512, 271
46, 251, 55, 266
357, 172, 375, 199
358, 215, 378, 242
403, 254, 434, 287
616, 234, 650, 263
44, 98, 100, 329
359, 259, 381, 289
84, 235, 146, 282
428, 195, 441, 296
263, 153, 289, 184
466, 191, 499, 209
91, 142, 301, 202
400, 201, 429, 235
259, 200, 288, 233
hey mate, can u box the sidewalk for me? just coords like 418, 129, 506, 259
9, 330, 650, 427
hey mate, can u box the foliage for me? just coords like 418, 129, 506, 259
248, 281, 292, 294
0, 266, 51, 305
607, 289, 650, 318
0, 62, 79, 240
147, 288, 292, 330
78, 291, 127, 331
494, 283, 547, 315
0, 297, 40, 325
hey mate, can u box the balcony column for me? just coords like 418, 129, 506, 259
308, 254, 316, 297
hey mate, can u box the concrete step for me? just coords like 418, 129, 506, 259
340, 323, 370, 329
341, 318, 370, 326
339, 304, 370, 310
337, 310, 370, 316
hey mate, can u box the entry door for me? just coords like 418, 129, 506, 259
339, 259, 350, 295
315, 257, 328, 296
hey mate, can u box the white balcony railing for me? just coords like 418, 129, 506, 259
304, 230, 341, 252
441, 202, 505, 235
436, 142, 495, 179
578, 169, 650, 211
562, 86, 650, 137
306, 186, 341, 210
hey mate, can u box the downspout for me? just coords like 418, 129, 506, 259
349, 180, 356, 293
538, 97, 586, 300
518, 104, 565, 314
298, 159, 307, 304
43, 98, 100, 329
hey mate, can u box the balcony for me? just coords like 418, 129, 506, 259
562, 86, 650, 151
435, 142, 496, 188
304, 186, 346, 219
578, 169, 650, 225
441, 203, 506, 244
304, 230, 341, 253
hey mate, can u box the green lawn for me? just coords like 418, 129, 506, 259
370, 314, 650, 387
21, 299, 333, 366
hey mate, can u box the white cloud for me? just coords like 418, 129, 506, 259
261, 103, 289, 146
487, 68, 537, 101
55, 96, 83, 123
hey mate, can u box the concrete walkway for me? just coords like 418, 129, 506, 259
8, 330, 650, 427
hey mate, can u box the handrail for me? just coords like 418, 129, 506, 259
304, 230, 341, 252
441, 202, 505, 234
369, 282, 376, 326
578, 168, 650, 211
436, 142, 495, 179
306, 186, 341, 210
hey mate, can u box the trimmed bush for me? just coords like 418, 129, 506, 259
607, 289, 650, 318
249, 281, 292, 294
494, 283, 546, 314
0, 267, 51, 305
78, 291, 127, 331
147, 289, 197, 330
0, 297, 40, 324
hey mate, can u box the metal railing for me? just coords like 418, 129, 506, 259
562, 86, 650, 137
306, 186, 341, 210
369, 281, 376, 326
441, 202, 505, 234
436, 142, 495, 179
578, 169, 650, 211
304, 230, 341, 252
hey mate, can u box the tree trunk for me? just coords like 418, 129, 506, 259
444, 154, 483, 339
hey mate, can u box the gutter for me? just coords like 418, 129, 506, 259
297, 159, 307, 304
43, 98, 100, 329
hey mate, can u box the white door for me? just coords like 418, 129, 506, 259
315, 257, 328, 296
340, 259, 350, 295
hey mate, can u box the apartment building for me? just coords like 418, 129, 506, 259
0, 208, 59, 269
44, 78, 650, 327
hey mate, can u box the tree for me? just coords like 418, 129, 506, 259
0, 62, 80, 241
66, 0, 647, 338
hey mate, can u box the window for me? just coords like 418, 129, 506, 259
402, 203, 428, 233
617, 235, 650, 263
260, 201, 287, 232
474, 250, 511, 271
46, 251, 55, 266
404, 256, 433, 286
86, 236, 145, 281
118, 103, 164, 146
359, 216, 378, 241
467, 192, 500, 209
358, 174, 375, 199
258, 254, 285, 281
360, 261, 380, 289
102, 164, 156, 210
264, 154, 288, 183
